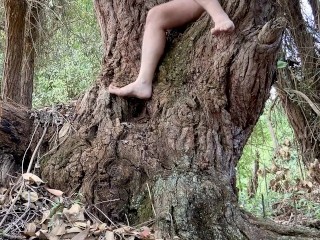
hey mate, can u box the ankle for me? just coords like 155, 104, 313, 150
136, 77, 152, 85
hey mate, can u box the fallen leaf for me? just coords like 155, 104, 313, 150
36, 230, 50, 240
90, 222, 99, 230
22, 173, 44, 185
51, 223, 67, 236
0, 194, 6, 205
68, 203, 81, 215
63, 203, 85, 222
105, 231, 115, 240
45, 188, 64, 197
98, 223, 107, 231
40, 210, 51, 224
67, 227, 82, 233
0, 187, 7, 194
71, 228, 89, 240
139, 227, 151, 239
48, 235, 59, 240
24, 222, 37, 237
74, 222, 87, 229
59, 122, 71, 139
114, 227, 125, 234
21, 191, 39, 202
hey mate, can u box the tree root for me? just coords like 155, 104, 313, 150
239, 210, 320, 239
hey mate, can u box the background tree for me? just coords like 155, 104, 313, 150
1, 0, 27, 104
21, 1, 42, 108
276, 0, 320, 167
1, 0, 42, 108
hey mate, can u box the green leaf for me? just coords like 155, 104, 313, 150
277, 60, 288, 69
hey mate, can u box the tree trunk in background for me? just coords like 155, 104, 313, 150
277, 0, 320, 167
39, 0, 319, 239
21, 3, 41, 109
308, 0, 319, 30
1, 0, 27, 103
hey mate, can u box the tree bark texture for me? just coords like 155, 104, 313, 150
277, 0, 320, 166
0, 100, 31, 158
21, 2, 41, 109
40, 0, 320, 239
1, 0, 27, 103
308, 0, 319, 30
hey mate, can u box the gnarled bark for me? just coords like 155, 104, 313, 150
39, 0, 320, 239
0, 100, 31, 157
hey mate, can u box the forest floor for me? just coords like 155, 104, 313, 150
0, 172, 155, 240
0, 170, 320, 240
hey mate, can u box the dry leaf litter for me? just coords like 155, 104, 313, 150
0, 173, 161, 240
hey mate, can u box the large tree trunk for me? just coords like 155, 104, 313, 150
39, 0, 319, 239
1, 0, 27, 103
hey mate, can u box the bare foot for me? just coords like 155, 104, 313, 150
211, 19, 235, 35
108, 81, 152, 99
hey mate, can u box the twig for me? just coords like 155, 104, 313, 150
4, 190, 31, 233
266, 96, 279, 153
289, 89, 320, 117
133, 219, 155, 228
263, 166, 268, 197
27, 123, 48, 173
0, 233, 24, 240
146, 183, 156, 217
125, 214, 130, 226
84, 209, 103, 224
94, 199, 120, 205
92, 205, 117, 228
293, 194, 297, 226
262, 194, 266, 218
0, 179, 24, 227
21, 121, 40, 175
0, 121, 46, 228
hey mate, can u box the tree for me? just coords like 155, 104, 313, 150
0, 0, 42, 183
36, 0, 319, 238
1, 0, 319, 238
277, 0, 320, 167
21, 1, 41, 108
1, 0, 27, 104
1, 0, 41, 108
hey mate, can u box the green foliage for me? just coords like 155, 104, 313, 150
33, 0, 102, 107
238, 100, 293, 188
277, 60, 288, 69
238, 100, 320, 221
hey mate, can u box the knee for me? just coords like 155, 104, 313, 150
146, 6, 166, 28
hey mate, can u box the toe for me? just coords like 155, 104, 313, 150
211, 27, 221, 36
108, 84, 121, 94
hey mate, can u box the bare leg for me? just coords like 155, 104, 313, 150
193, 0, 235, 35
108, 0, 204, 99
